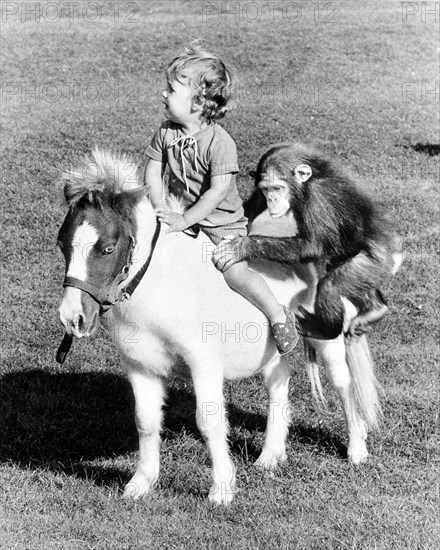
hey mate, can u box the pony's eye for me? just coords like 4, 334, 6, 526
102, 245, 115, 255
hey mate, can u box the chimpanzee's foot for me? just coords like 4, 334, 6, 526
346, 305, 389, 338
347, 318, 372, 338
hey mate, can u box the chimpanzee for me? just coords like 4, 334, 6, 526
213, 143, 403, 339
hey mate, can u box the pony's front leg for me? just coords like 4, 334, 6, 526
122, 367, 165, 499
256, 355, 291, 470
317, 339, 368, 465
192, 368, 236, 505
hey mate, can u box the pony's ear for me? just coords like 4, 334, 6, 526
63, 182, 72, 203
62, 169, 83, 204
63, 179, 84, 205
113, 187, 147, 215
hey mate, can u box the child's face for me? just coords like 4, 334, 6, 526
162, 78, 199, 126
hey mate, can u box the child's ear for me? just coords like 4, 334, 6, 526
191, 93, 204, 112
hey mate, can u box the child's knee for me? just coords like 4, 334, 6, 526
223, 262, 248, 289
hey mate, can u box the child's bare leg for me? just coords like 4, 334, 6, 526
223, 261, 298, 353
223, 262, 283, 323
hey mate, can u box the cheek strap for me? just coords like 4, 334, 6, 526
63, 235, 135, 313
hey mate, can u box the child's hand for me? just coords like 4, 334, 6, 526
156, 210, 188, 233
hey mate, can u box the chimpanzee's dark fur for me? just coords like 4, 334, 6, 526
242, 143, 402, 339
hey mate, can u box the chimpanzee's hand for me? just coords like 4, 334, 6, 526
212, 237, 248, 272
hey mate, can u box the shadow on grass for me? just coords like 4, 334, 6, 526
400, 142, 440, 156
0, 370, 137, 486
0, 370, 345, 488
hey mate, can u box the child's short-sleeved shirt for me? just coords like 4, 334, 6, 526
146, 120, 244, 227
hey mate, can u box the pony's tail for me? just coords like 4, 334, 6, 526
345, 334, 382, 431
304, 339, 327, 406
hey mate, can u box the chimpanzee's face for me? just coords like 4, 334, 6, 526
258, 171, 291, 218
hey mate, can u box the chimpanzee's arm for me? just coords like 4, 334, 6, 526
243, 189, 267, 224
240, 234, 323, 264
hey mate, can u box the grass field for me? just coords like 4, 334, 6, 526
1, 1, 439, 548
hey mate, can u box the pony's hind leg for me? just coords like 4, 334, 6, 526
122, 367, 165, 499
316, 339, 369, 465
255, 355, 291, 470
191, 365, 236, 505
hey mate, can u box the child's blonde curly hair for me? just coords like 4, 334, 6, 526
166, 42, 233, 122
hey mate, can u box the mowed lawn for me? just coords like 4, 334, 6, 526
0, 1, 439, 549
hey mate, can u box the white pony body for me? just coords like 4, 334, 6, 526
108, 199, 315, 379
58, 151, 381, 505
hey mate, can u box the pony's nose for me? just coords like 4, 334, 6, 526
58, 287, 89, 337
58, 308, 86, 337
73, 313, 85, 333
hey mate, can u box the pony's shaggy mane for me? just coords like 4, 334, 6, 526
63, 148, 141, 206
63, 148, 185, 214
162, 183, 185, 214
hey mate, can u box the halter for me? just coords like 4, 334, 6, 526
63, 219, 161, 315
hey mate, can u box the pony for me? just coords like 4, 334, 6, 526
57, 149, 381, 505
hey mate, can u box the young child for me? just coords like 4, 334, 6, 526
144, 44, 298, 354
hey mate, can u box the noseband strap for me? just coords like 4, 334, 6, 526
63, 221, 161, 314
63, 276, 120, 307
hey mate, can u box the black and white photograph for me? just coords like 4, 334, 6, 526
1, 1, 438, 548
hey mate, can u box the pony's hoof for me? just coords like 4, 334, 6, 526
122, 474, 156, 499
255, 450, 287, 471
122, 482, 145, 500
208, 482, 237, 505
348, 443, 369, 465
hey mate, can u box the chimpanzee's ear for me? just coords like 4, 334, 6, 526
293, 164, 312, 183
249, 169, 257, 180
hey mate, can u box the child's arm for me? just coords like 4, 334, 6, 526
157, 173, 232, 232
144, 159, 165, 211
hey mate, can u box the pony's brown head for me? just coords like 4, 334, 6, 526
58, 149, 146, 338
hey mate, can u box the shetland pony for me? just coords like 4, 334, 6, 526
57, 150, 381, 504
